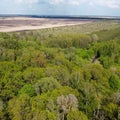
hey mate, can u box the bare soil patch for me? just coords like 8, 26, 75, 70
0, 17, 91, 32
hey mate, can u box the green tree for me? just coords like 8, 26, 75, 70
45, 66, 70, 85
32, 110, 57, 120
8, 94, 32, 120
0, 100, 5, 120
109, 75, 120, 91
35, 77, 61, 94
67, 110, 88, 120
22, 67, 45, 84
19, 84, 36, 97
0, 62, 22, 101
103, 103, 118, 120
78, 82, 99, 117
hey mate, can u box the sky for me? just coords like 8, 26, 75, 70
0, 0, 120, 16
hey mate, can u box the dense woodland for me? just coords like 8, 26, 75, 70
0, 21, 120, 120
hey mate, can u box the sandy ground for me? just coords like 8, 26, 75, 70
0, 17, 91, 32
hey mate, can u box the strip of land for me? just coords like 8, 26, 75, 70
0, 17, 92, 32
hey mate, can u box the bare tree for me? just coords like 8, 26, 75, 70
57, 94, 78, 120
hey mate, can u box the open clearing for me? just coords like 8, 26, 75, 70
0, 17, 92, 32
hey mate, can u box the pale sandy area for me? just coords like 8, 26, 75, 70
0, 17, 91, 32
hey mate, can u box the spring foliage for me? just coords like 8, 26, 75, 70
0, 22, 120, 120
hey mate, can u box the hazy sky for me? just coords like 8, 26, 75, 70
0, 0, 120, 16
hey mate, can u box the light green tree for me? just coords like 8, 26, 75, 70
67, 110, 88, 120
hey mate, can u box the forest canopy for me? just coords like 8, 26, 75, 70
0, 21, 120, 120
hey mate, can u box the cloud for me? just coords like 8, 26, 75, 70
91, 0, 120, 8
49, 0, 64, 4
67, 0, 87, 5
48, 0, 120, 8
14, 0, 39, 4
11, 0, 120, 8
